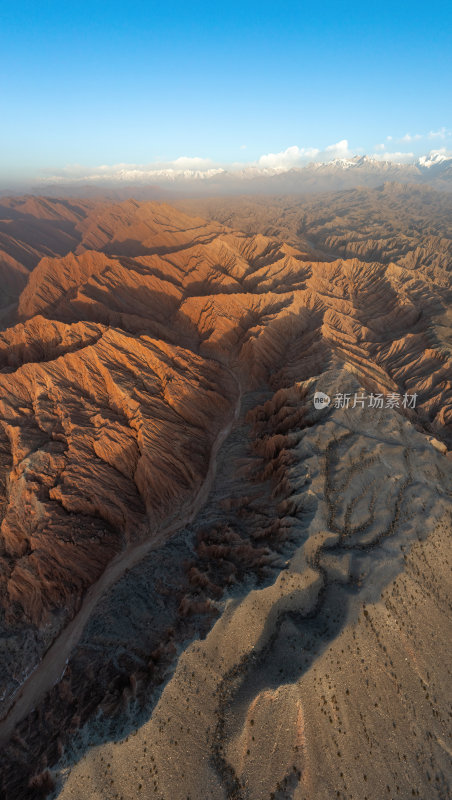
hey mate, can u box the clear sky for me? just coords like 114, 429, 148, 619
1, 0, 451, 185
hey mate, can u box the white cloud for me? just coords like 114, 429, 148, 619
258, 145, 319, 169
324, 139, 351, 160
427, 127, 449, 139
375, 143, 385, 151
401, 132, 422, 142
398, 127, 449, 143
169, 156, 213, 168
257, 139, 352, 168
371, 151, 415, 162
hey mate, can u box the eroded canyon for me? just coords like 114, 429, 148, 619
0, 187, 450, 800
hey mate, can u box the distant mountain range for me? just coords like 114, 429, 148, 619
25, 152, 452, 198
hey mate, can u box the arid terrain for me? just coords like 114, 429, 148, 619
0, 186, 450, 800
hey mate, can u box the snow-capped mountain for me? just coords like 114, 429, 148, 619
32, 153, 452, 198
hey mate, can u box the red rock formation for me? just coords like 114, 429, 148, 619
0, 191, 450, 743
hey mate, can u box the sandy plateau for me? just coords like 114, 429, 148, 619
0, 187, 450, 800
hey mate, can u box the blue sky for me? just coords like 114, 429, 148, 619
1, 0, 451, 185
